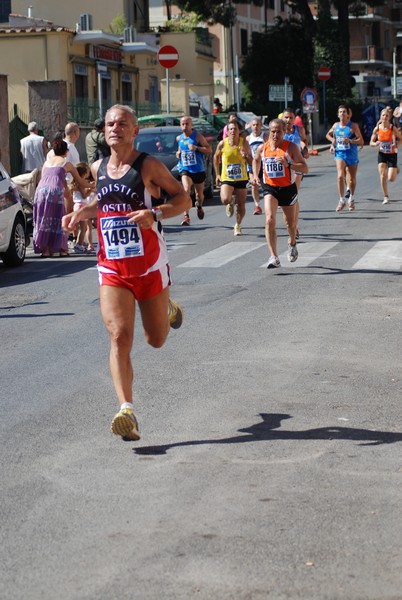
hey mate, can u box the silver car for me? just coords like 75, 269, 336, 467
0, 161, 27, 267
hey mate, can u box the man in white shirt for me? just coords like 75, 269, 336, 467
64, 122, 80, 167
64, 122, 81, 186
20, 122, 47, 173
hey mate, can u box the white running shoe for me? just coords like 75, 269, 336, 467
383, 196, 390, 204
287, 243, 298, 263
267, 255, 281, 269
234, 223, 242, 236
336, 199, 346, 212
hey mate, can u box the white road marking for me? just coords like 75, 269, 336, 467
178, 242, 266, 268
261, 241, 339, 268
352, 241, 402, 270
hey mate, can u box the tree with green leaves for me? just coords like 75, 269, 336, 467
286, 0, 385, 96
174, 0, 263, 27
109, 14, 128, 35
239, 17, 314, 113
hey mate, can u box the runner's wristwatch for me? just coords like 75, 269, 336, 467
151, 208, 163, 222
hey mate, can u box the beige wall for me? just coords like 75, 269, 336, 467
160, 32, 213, 84
0, 31, 72, 116
0, 28, 158, 116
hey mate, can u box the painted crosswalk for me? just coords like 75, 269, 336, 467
172, 239, 402, 271
178, 242, 266, 268
352, 241, 402, 270
260, 241, 339, 269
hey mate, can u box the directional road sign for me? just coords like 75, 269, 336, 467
269, 84, 293, 102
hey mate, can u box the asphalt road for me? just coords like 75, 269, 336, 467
1, 147, 402, 600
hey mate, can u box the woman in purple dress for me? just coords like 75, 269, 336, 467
33, 138, 90, 257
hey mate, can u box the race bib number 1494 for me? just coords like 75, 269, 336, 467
100, 216, 144, 260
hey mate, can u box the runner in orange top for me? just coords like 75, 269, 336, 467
370, 108, 402, 204
252, 118, 308, 269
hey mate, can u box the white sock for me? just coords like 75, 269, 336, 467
121, 402, 133, 411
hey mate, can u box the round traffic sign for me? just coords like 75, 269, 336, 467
158, 45, 179, 69
317, 66, 331, 81
300, 87, 318, 104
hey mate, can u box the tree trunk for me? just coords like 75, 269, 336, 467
336, 0, 350, 79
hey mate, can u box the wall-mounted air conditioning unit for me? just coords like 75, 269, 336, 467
124, 27, 137, 43
80, 13, 93, 31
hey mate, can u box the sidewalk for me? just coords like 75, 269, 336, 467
308, 143, 331, 155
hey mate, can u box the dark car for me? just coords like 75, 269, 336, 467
134, 126, 214, 198
137, 114, 218, 149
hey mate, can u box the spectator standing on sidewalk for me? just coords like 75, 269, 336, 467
64, 122, 81, 168
85, 118, 111, 165
20, 121, 48, 174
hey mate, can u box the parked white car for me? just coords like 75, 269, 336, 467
0, 161, 27, 267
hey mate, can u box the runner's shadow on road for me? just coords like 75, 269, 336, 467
280, 266, 402, 276
133, 412, 402, 455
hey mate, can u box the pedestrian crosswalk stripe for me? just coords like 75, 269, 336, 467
352, 241, 402, 270
167, 241, 197, 252
260, 241, 339, 268
178, 242, 266, 268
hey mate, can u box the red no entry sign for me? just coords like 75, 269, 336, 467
158, 45, 179, 69
318, 66, 331, 81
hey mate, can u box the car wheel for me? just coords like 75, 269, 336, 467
0, 215, 26, 267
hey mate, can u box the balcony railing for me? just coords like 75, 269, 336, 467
67, 99, 161, 125
350, 45, 385, 62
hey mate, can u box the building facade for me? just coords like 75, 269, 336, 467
348, 2, 402, 99
9, 0, 150, 32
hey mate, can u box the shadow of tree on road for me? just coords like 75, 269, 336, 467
134, 413, 402, 455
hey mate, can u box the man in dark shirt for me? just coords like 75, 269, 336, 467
85, 118, 111, 165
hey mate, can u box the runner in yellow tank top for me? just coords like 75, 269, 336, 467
214, 121, 252, 236
252, 118, 308, 269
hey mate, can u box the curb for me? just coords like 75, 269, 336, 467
308, 145, 331, 155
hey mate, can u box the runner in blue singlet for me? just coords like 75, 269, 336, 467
326, 105, 363, 212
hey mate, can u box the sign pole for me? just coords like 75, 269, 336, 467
317, 66, 331, 131
166, 68, 170, 114
98, 71, 103, 118
308, 113, 313, 152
